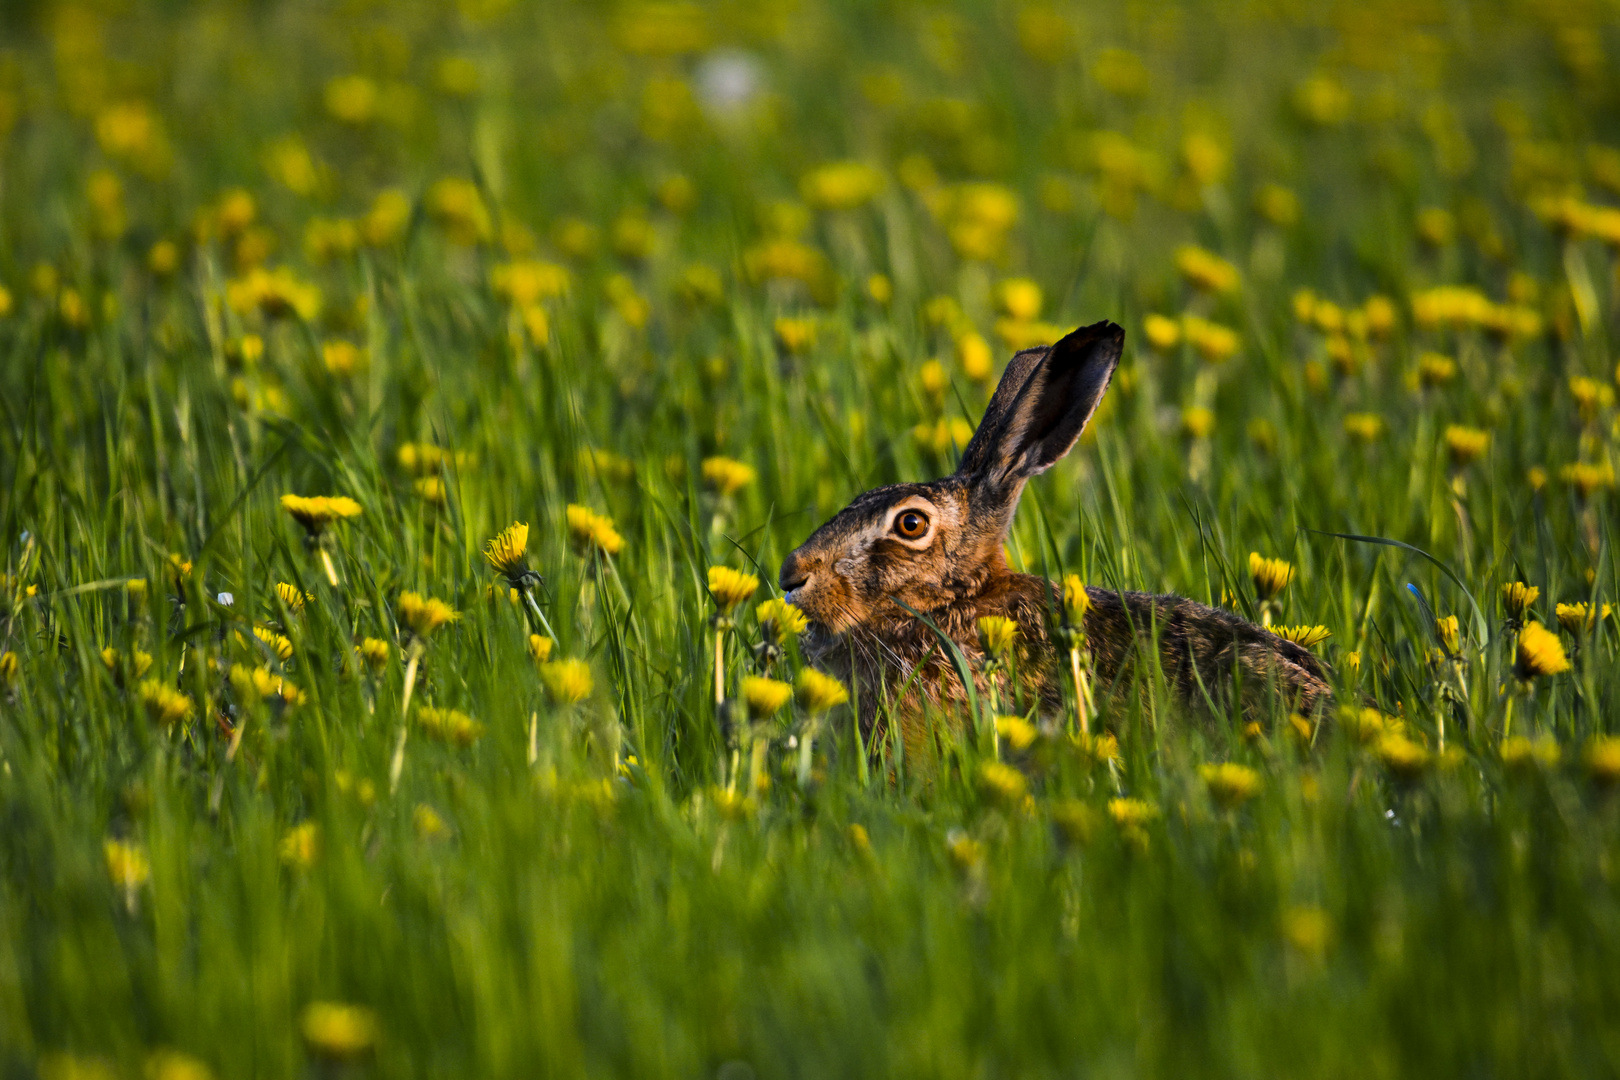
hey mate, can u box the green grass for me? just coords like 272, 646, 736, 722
2, 1, 1620, 1076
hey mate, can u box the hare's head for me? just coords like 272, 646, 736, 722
779, 320, 1123, 634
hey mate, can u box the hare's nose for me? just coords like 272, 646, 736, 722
779, 551, 810, 594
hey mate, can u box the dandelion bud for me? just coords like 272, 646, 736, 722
1556, 601, 1610, 635
795, 668, 848, 713
356, 638, 390, 670
1249, 552, 1295, 601
1501, 581, 1538, 620
1434, 615, 1459, 654
103, 839, 151, 892
1061, 574, 1091, 627
740, 675, 793, 720
977, 615, 1020, 659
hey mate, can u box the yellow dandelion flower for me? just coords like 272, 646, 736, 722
1282, 906, 1332, 958
741, 675, 793, 719
356, 638, 390, 670
100, 647, 154, 680
1181, 315, 1240, 363
540, 658, 593, 704
1375, 733, 1431, 779
795, 668, 849, 713
144, 1048, 214, 1080
1174, 245, 1240, 294
757, 597, 808, 643
1255, 183, 1299, 226
1200, 762, 1262, 809
280, 494, 362, 536
1107, 797, 1158, 828
397, 591, 458, 639
299, 1002, 379, 1060
701, 456, 757, 496
1250, 552, 1295, 600
1062, 574, 1091, 625
278, 822, 320, 869
978, 615, 1021, 659
945, 828, 986, 871
1444, 425, 1490, 467
773, 315, 819, 354
711, 786, 756, 821
708, 566, 760, 615
418, 706, 485, 746
1181, 406, 1215, 439
1142, 313, 1182, 351
995, 715, 1039, 751
1585, 736, 1620, 786
1272, 625, 1331, 648
565, 504, 624, 556
1556, 601, 1610, 634
1502, 582, 1539, 620
800, 160, 885, 211
321, 340, 364, 378
1434, 615, 1459, 654
527, 634, 555, 664
413, 804, 450, 840
1342, 706, 1395, 743
957, 332, 994, 383
0, 651, 18, 685
1501, 735, 1560, 772
138, 679, 193, 725
1515, 621, 1570, 679
274, 582, 312, 613
995, 278, 1043, 321
978, 760, 1028, 804
1417, 352, 1458, 387
1072, 730, 1121, 767
1560, 461, 1616, 498
1343, 413, 1385, 442
104, 839, 151, 892
1050, 799, 1097, 845
483, 522, 530, 581
413, 477, 446, 505
251, 627, 294, 661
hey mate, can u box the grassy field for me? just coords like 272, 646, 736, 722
2, 0, 1620, 1076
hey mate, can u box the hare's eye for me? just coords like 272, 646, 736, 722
894, 510, 930, 540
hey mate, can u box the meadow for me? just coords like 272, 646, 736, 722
2, 0, 1620, 1076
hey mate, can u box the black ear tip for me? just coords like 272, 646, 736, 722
1054, 319, 1126, 355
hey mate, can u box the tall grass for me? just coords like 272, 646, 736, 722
1, 1, 1619, 1076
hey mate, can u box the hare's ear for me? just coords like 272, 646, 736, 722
955, 320, 1123, 496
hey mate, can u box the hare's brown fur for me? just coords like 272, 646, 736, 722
779, 321, 1332, 740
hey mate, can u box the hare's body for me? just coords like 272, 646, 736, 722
780, 321, 1332, 738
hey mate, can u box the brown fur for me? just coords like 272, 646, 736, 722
779, 321, 1332, 742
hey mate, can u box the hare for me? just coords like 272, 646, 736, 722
778, 320, 1332, 739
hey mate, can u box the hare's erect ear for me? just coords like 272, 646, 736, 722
955, 320, 1123, 495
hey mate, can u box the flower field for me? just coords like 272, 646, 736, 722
2, 1, 1619, 1076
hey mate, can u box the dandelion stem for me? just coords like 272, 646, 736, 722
713, 626, 727, 709
522, 587, 557, 643
391, 644, 422, 794
528, 710, 538, 767
318, 547, 340, 588
1070, 645, 1090, 736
